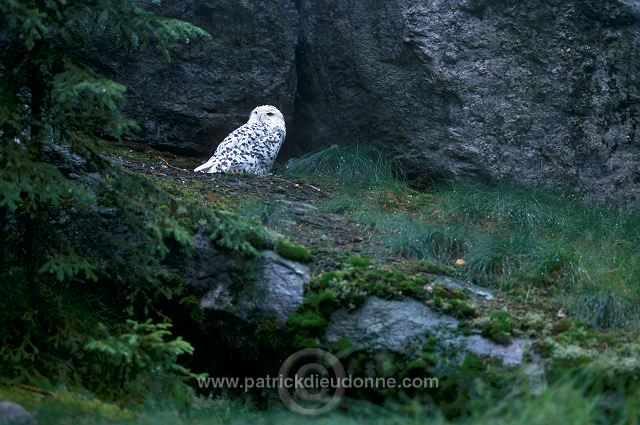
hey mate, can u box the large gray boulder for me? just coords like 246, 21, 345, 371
325, 297, 533, 366
294, 0, 640, 207
199, 250, 309, 325
325, 297, 458, 353
0, 402, 34, 425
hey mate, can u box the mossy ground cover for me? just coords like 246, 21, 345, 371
3, 144, 639, 424
289, 147, 640, 330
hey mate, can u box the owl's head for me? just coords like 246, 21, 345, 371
248, 105, 285, 127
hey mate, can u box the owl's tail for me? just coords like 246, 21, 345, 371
194, 157, 216, 173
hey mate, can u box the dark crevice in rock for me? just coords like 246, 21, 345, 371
280, 37, 320, 160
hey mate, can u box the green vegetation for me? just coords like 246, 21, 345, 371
2, 374, 640, 425
480, 311, 515, 344
0, 160, 270, 385
1, 6, 639, 423
420, 185, 640, 329
275, 240, 312, 263
0, 381, 633, 425
0, 0, 260, 409
288, 146, 640, 329
348, 256, 374, 268
84, 320, 202, 402
282, 144, 406, 191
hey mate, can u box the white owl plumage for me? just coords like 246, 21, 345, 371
194, 105, 286, 175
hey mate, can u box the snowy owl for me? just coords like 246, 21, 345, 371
194, 105, 286, 175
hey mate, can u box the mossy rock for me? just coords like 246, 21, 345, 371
309, 266, 432, 309
284, 265, 437, 353
481, 311, 515, 345
444, 299, 476, 319
433, 284, 467, 300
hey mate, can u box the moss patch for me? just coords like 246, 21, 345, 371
275, 240, 312, 263
480, 311, 515, 344
409, 259, 456, 276
348, 256, 374, 268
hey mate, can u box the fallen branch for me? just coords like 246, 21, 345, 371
17, 384, 55, 397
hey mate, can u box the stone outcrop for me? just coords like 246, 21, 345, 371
324, 296, 533, 366
0, 401, 35, 425
198, 250, 309, 325
97, 0, 640, 208
294, 0, 640, 207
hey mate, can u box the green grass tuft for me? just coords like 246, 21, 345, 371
428, 184, 640, 329
282, 145, 406, 191
322, 177, 640, 329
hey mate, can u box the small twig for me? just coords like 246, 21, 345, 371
269, 176, 299, 186
306, 183, 322, 193
268, 176, 322, 193
157, 156, 189, 172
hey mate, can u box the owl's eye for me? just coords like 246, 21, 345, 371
266, 112, 275, 116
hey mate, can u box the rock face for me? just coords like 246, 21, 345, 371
325, 297, 458, 353
0, 401, 35, 425
179, 233, 310, 325
462, 335, 532, 367
325, 297, 533, 366
94, 0, 298, 156
98, 0, 640, 208
198, 250, 309, 325
294, 0, 640, 208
